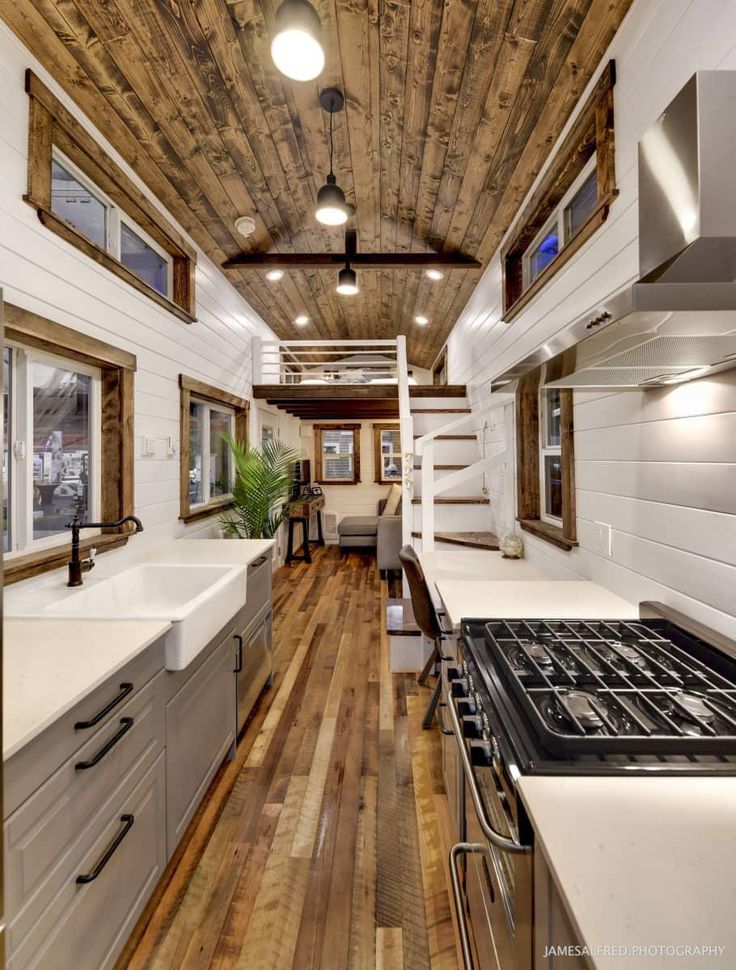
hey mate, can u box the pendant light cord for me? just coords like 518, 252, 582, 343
328, 107, 335, 177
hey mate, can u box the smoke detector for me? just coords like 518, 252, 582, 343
235, 216, 257, 238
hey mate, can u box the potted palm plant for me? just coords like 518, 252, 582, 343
219, 434, 301, 539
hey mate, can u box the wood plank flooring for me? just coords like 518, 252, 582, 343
117, 547, 460, 970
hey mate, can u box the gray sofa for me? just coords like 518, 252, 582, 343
338, 498, 402, 574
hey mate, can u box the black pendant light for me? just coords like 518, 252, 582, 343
336, 264, 358, 296
316, 88, 349, 226
271, 0, 325, 82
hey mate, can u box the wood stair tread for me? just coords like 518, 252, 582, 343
413, 434, 475, 440
410, 408, 471, 414
411, 531, 500, 550
410, 496, 489, 505
409, 384, 467, 397
386, 598, 421, 637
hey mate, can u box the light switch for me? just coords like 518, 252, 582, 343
591, 521, 612, 557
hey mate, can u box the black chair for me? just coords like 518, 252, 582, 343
399, 545, 450, 729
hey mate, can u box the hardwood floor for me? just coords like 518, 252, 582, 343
117, 547, 460, 970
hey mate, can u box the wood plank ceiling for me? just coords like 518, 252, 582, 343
2, 0, 633, 367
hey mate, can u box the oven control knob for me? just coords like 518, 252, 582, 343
469, 740, 494, 767
451, 678, 470, 698
462, 660, 469, 677
461, 715, 483, 739
490, 735, 501, 771
457, 695, 477, 716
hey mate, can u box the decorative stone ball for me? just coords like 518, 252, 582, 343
499, 531, 524, 559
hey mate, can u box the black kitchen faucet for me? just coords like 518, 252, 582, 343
65, 514, 144, 587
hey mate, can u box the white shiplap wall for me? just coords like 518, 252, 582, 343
445, 0, 736, 638
0, 22, 300, 571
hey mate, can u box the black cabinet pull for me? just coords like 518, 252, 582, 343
234, 634, 244, 673
75, 683, 133, 729
75, 717, 134, 770
76, 814, 135, 884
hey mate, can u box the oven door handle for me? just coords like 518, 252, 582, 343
449, 841, 487, 970
441, 662, 530, 855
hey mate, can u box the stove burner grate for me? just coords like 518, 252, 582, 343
482, 618, 736, 757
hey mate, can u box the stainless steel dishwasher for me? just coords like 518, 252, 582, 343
234, 553, 273, 735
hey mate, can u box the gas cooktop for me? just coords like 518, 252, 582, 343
461, 616, 736, 775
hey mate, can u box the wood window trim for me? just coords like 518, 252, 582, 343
372, 423, 401, 484
314, 424, 361, 486
179, 375, 249, 523
24, 70, 197, 324
502, 60, 617, 322
4, 303, 136, 585
515, 368, 577, 552
431, 346, 448, 386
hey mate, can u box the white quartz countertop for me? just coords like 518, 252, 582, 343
436, 579, 638, 629
418, 551, 543, 608
3, 617, 171, 760
520, 775, 736, 968
137, 537, 275, 567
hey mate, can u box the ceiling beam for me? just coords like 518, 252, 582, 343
222, 252, 481, 270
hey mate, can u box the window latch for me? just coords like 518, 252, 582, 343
13, 440, 26, 460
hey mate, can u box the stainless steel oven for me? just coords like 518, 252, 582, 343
441, 660, 533, 970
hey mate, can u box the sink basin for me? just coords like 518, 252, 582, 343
45, 563, 246, 670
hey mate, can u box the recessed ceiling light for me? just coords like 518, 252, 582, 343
425, 268, 444, 281
234, 215, 257, 237
295, 314, 309, 325
266, 269, 284, 281
415, 314, 429, 325
271, 0, 325, 82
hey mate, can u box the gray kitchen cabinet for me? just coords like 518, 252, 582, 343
165, 629, 237, 856
8, 754, 166, 970
534, 846, 587, 969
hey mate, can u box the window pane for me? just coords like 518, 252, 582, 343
529, 229, 559, 284
544, 454, 563, 519
209, 409, 232, 498
32, 361, 92, 541
545, 389, 562, 447
51, 159, 107, 249
565, 170, 598, 239
3, 348, 11, 553
380, 428, 401, 481
322, 429, 355, 481
120, 223, 169, 296
189, 400, 204, 505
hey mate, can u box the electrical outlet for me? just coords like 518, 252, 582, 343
591, 521, 612, 557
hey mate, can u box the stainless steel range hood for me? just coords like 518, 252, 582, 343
491, 71, 736, 392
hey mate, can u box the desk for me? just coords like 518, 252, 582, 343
286, 494, 325, 564
418, 550, 543, 609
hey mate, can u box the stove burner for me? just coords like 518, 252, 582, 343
674, 692, 715, 721
563, 691, 604, 730
611, 642, 648, 668
525, 642, 554, 669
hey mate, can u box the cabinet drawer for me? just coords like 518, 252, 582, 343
5, 639, 165, 817
5, 670, 165, 923
8, 753, 166, 970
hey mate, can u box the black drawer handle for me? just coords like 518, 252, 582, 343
75, 683, 133, 729
75, 717, 134, 770
234, 634, 243, 673
76, 814, 135, 884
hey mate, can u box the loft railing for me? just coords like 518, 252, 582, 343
413, 401, 511, 552
253, 336, 400, 385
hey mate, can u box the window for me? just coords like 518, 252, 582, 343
373, 425, 402, 484
179, 376, 249, 522
539, 388, 562, 523
50, 151, 173, 299
25, 70, 196, 323
522, 159, 597, 291
3, 303, 136, 584
502, 60, 617, 321
515, 369, 577, 551
314, 425, 360, 485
